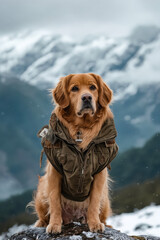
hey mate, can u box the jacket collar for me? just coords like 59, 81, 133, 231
93, 117, 117, 144
49, 113, 117, 147
49, 113, 75, 145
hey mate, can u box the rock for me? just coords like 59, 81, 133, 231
10, 223, 159, 240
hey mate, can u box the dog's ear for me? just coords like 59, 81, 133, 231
89, 73, 112, 107
52, 74, 74, 108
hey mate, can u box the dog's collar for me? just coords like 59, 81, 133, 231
75, 131, 82, 143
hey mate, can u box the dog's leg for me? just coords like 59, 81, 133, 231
87, 168, 109, 232
99, 186, 112, 228
34, 177, 49, 227
46, 164, 62, 234
34, 199, 49, 227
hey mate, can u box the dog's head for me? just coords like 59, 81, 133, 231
52, 73, 112, 117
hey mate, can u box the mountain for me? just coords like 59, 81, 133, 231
112, 177, 160, 214
111, 83, 160, 150
0, 26, 160, 89
111, 133, 160, 188
0, 75, 53, 199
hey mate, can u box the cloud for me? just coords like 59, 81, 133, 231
0, 0, 160, 37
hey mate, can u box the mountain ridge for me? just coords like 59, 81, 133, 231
0, 25, 160, 92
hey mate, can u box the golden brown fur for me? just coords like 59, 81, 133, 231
34, 73, 114, 233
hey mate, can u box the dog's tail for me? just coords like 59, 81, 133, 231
26, 190, 37, 215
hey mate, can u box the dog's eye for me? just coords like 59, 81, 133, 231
71, 86, 79, 92
90, 85, 96, 90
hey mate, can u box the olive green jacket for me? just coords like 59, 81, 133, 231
38, 113, 118, 202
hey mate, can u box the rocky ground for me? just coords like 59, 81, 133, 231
9, 223, 160, 240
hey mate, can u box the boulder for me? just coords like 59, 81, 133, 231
9, 223, 159, 240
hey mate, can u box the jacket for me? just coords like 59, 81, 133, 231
38, 113, 118, 202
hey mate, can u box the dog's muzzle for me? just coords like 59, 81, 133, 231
77, 93, 94, 116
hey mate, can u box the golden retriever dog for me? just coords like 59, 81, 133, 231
33, 73, 118, 234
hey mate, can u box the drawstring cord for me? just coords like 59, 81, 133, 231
40, 148, 44, 168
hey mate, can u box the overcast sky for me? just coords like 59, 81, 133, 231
0, 0, 160, 37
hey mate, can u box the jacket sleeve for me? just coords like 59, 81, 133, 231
93, 139, 119, 175
106, 141, 119, 169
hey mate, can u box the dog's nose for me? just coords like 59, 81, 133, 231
81, 94, 92, 102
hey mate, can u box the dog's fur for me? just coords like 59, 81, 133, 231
33, 73, 114, 233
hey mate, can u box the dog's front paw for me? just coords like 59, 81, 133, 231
88, 222, 105, 232
46, 223, 62, 234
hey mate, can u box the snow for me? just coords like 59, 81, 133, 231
0, 30, 50, 72
114, 83, 137, 101
82, 231, 95, 238
107, 37, 160, 93
42, 38, 63, 54
90, 36, 114, 49
108, 204, 160, 236
70, 236, 82, 240
21, 52, 54, 79
111, 41, 129, 56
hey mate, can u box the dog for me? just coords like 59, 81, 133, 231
33, 73, 118, 234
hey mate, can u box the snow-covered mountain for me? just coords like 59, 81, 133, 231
0, 25, 160, 151
0, 26, 160, 91
0, 205, 160, 239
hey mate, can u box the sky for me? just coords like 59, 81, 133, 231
0, 0, 160, 37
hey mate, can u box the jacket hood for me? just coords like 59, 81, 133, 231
49, 113, 117, 146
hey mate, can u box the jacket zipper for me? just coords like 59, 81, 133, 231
77, 151, 85, 193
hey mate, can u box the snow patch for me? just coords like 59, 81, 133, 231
108, 204, 160, 236
114, 84, 137, 101
82, 231, 95, 238
69, 236, 82, 240
0, 224, 30, 240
